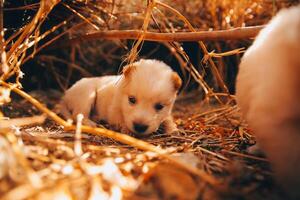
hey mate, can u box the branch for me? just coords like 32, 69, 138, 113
66, 26, 263, 45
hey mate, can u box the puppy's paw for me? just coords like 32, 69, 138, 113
159, 117, 178, 134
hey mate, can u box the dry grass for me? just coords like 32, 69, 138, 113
0, 0, 299, 199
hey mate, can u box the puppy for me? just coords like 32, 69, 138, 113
236, 6, 300, 199
59, 59, 182, 136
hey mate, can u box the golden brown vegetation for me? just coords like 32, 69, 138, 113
0, 0, 299, 199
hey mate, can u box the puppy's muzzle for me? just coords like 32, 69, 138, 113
133, 122, 148, 133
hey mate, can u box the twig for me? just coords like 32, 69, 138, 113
3, 3, 40, 11
0, 0, 6, 75
204, 105, 239, 124
0, 0, 3, 52
2, 0, 61, 81
125, 0, 155, 64
0, 114, 46, 130
62, 2, 100, 30
190, 106, 230, 120
75, 114, 83, 157
221, 149, 269, 162
37, 55, 92, 77
64, 26, 263, 44
157, 1, 227, 94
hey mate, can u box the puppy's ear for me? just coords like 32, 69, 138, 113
122, 64, 136, 78
171, 72, 182, 92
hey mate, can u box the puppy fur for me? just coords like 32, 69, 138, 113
236, 6, 300, 199
59, 59, 182, 136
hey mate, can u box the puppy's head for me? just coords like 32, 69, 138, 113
120, 59, 181, 136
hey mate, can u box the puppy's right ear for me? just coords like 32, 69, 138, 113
122, 64, 136, 78
171, 72, 182, 92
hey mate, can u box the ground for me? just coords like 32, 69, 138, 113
0, 90, 287, 200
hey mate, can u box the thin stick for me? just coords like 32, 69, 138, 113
74, 114, 83, 157
2, 0, 61, 81
125, 1, 155, 64
0, 0, 3, 52
64, 26, 262, 44
0, 0, 6, 75
62, 2, 99, 30
0, 80, 220, 187
22, 20, 86, 65
190, 106, 230, 120
221, 149, 269, 162
3, 3, 40, 11
0, 114, 46, 130
156, 1, 230, 94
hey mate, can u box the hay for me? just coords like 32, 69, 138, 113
0, 0, 299, 199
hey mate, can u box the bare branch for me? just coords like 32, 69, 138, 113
66, 26, 263, 45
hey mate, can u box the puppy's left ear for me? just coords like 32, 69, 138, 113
122, 64, 136, 78
171, 72, 182, 92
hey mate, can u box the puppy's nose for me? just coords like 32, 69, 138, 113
133, 122, 148, 133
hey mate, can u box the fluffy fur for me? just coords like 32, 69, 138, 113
59, 59, 181, 136
236, 6, 300, 199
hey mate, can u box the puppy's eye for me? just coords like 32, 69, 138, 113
154, 103, 164, 111
128, 96, 137, 105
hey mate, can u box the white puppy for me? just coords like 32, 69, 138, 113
236, 6, 300, 199
59, 59, 182, 136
